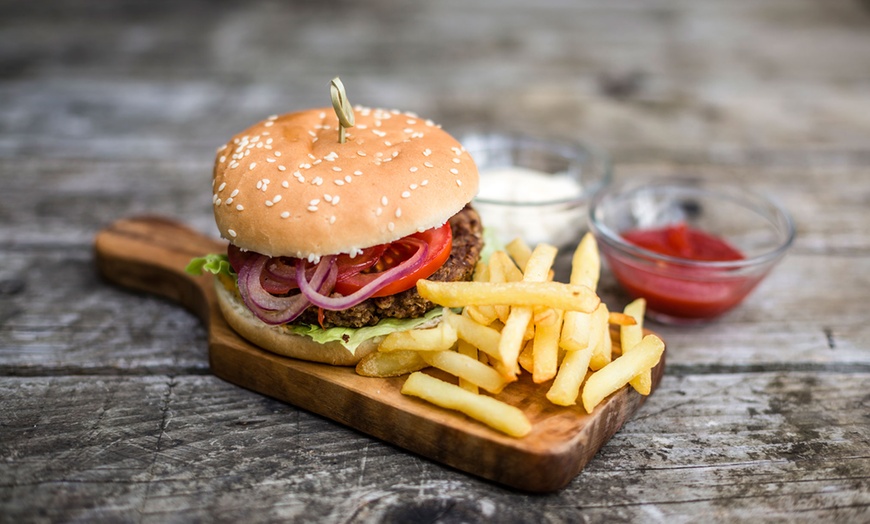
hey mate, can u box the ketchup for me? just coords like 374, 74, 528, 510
608, 223, 757, 321
622, 223, 744, 262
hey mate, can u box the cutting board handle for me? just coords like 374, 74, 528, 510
93, 216, 227, 325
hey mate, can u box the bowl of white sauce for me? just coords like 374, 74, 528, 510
460, 132, 611, 248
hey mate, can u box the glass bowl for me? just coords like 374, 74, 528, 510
588, 177, 795, 324
460, 132, 611, 248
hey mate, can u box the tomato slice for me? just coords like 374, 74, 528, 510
333, 222, 453, 297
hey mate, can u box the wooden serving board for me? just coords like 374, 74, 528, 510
94, 216, 666, 493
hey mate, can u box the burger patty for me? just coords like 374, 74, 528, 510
298, 205, 484, 328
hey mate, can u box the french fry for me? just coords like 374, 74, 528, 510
560, 310, 592, 352
546, 344, 593, 406
355, 350, 428, 378
518, 340, 535, 375
456, 339, 480, 393
570, 232, 600, 290
498, 306, 533, 375
609, 312, 637, 326
442, 308, 502, 360
402, 372, 532, 438
559, 233, 601, 352
417, 280, 600, 312
505, 237, 533, 272
581, 334, 665, 413
621, 298, 651, 394
487, 251, 511, 322
378, 320, 458, 352
521, 244, 558, 282
492, 250, 524, 282
420, 350, 511, 394
533, 308, 563, 383
588, 303, 612, 371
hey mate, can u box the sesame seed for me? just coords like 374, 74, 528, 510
265, 200, 273, 207
273, 195, 282, 203
324, 194, 333, 203
403, 128, 413, 133
226, 197, 233, 205
385, 141, 392, 147
267, 158, 276, 163
218, 182, 226, 192
249, 162, 257, 170
230, 189, 239, 197
353, 170, 363, 176
376, 208, 383, 216
313, 159, 322, 165
275, 151, 281, 157
332, 196, 340, 205
357, 151, 366, 157
452, 158, 461, 164
402, 191, 411, 198
421, 179, 429, 186
281, 211, 290, 219
409, 166, 418, 173
282, 181, 289, 188
310, 199, 320, 206
381, 196, 388, 206
219, 155, 226, 163
423, 149, 432, 156
424, 162, 433, 168
333, 166, 342, 172
410, 184, 418, 190
307, 206, 318, 212
395, 208, 402, 217
312, 177, 323, 185
264, 121, 274, 127
388, 222, 395, 231
456, 179, 463, 186
329, 215, 336, 224
228, 229, 237, 237
392, 151, 399, 158
344, 175, 352, 183
334, 179, 345, 186
236, 204, 244, 211
278, 165, 286, 171
450, 168, 459, 175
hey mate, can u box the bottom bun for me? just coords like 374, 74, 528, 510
214, 279, 380, 366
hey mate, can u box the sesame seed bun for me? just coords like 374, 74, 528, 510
212, 107, 479, 258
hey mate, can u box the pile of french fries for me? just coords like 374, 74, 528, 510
355, 233, 665, 438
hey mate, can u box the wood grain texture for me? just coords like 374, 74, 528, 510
2, 0, 870, 520
93, 216, 665, 492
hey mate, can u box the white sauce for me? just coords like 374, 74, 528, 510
476, 166, 585, 247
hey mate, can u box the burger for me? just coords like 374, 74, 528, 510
188, 104, 482, 366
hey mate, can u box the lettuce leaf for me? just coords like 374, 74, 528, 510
287, 307, 445, 353
186, 253, 233, 277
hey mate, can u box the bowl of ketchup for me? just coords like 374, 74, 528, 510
588, 177, 795, 324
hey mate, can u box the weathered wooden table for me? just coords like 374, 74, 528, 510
2, 1, 869, 521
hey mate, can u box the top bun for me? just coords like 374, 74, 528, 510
211, 107, 479, 259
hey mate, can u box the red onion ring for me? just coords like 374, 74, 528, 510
296, 238, 428, 310
237, 255, 335, 325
